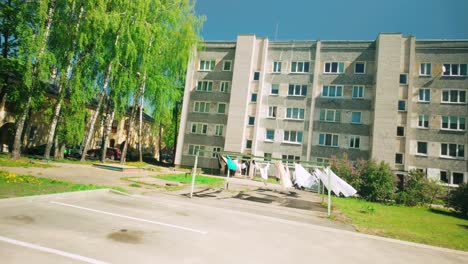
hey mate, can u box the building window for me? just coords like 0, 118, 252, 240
399, 74, 408, 84
223, 60, 232, 71
282, 155, 300, 162
417, 141, 428, 155
264, 153, 272, 161
452, 172, 464, 185
418, 115, 429, 128
319, 133, 339, 147
268, 106, 277, 118
191, 123, 207, 135
324, 62, 344, 73
319, 109, 341, 122
398, 100, 406, 111
349, 135, 360, 149
441, 143, 464, 159
215, 125, 224, 136
266, 129, 275, 141
352, 85, 364, 99
440, 171, 449, 183
354, 62, 366, 74
322, 85, 343, 98
316, 157, 329, 165
196, 81, 213, 92
351, 112, 362, 124
212, 147, 221, 158
199, 60, 215, 71
443, 64, 468, 76
273, 61, 282, 73
194, 101, 210, 113
395, 153, 404, 164
217, 103, 226, 114
284, 130, 303, 143
441, 116, 465, 131
220, 81, 229, 93
288, 84, 307, 96
420, 63, 431, 76
397, 126, 405, 137
251, 93, 257, 102
271, 84, 279, 95
291, 61, 310, 73
418, 88, 430, 102
246, 140, 252, 149
253, 71, 260, 80
286, 108, 305, 120
248, 116, 255, 125
441, 90, 466, 104
188, 145, 204, 155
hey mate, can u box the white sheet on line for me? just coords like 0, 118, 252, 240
294, 163, 317, 188
314, 168, 357, 197
259, 163, 270, 181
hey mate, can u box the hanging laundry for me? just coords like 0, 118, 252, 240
275, 161, 293, 189
330, 169, 357, 197
259, 163, 270, 181
294, 163, 317, 188
226, 155, 237, 171
314, 168, 357, 197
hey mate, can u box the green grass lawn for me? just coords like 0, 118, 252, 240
155, 174, 224, 188
0, 154, 53, 168
0, 170, 125, 198
332, 197, 468, 251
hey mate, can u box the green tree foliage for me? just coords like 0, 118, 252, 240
11, 0, 56, 159
330, 154, 361, 190
395, 170, 428, 206
357, 160, 395, 202
447, 183, 468, 216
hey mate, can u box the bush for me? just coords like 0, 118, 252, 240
395, 170, 427, 206
330, 154, 361, 190
447, 183, 468, 216
357, 160, 395, 202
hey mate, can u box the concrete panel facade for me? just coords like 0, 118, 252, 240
176, 33, 467, 185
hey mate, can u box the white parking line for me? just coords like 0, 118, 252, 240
0, 235, 108, 264
50, 201, 208, 235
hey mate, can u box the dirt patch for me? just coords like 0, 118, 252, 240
107, 229, 144, 244
6, 215, 35, 224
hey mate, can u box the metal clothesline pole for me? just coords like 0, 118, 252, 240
189, 150, 199, 198
327, 166, 332, 218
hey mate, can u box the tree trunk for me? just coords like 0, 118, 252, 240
59, 144, 66, 160
172, 101, 180, 165
11, 97, 31, 159
53, 134, 59, 159
158, 123, 162, 162
22, 115, 31, 146
80, 64, 112, 162
44, 3, 84, 159
137, 73, 146, 163
100, 101, 114, 163
11, 0, 56, 159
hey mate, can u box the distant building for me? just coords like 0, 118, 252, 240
175, 33, 467, 186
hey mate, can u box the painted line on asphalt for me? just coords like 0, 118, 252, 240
0, 235, 108, 264
50, 201, 208, 235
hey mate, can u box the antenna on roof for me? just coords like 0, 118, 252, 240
274, 22, 279, 41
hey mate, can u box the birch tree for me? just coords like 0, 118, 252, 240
11, 0, 56, 159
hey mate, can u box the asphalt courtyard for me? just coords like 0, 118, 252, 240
1, 189, 467, 264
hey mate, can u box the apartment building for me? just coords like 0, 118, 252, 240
175, 33, 467, 186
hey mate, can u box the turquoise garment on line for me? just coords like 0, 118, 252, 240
226, 155, 237, 171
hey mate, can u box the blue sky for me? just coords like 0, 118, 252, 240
195, 0, 468, 41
